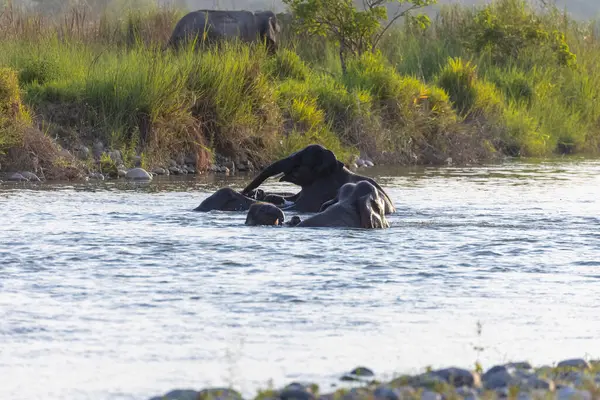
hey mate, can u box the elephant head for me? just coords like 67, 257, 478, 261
245, 202, 285, 226
297, 181, 390, 229
242, 144, 344, 195
194, 187, 255, 212
255, 11, 280, 54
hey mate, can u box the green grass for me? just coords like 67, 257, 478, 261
2, 0, 600, 176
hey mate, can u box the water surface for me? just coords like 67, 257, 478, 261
1, 159, 600, 400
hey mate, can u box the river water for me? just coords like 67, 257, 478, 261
1, 159, 600, 400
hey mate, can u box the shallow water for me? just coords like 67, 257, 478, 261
1, 159, 600, 400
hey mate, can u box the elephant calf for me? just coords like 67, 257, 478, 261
244, 181, 390, 229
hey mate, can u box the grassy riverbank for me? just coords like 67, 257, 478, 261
1, 0, 600, 179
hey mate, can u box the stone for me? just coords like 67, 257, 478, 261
556, 387, 592, 400
169, 166, 184, 175
557, 359, 592, 370
148, 389, 199, 400
184, 154, 198, 166
117, 168, 127, 178
340, 366, 375, 382
524, 377, 554, 391
74, 145, 90, 161
107, 150, 122, 164
184, 165, 196, 174
506, 362, 532, 370
279, 388, 315, 400
455, 387, 479, 400
209, 165, 219, 172
428, 367, 480, 388
198, 388, 243, 400
153, 167, 169, 176
88, 172, 104, 181
356, 159, 366, 167
125, 167, 152, 181
420, 391, 441, 400
169, 159, 178, 167
364, 160, 374, 167
373, 386, 398, 400
8, 173, 27, 182
482, 366, 516, 390
132, 156, 142, 167
20, 171, 41, 182
92, 141, 104, 159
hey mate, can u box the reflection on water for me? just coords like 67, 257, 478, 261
1, 159, 600, 400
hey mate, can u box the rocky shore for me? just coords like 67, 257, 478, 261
148, 358, 600, 400
0, 142, 380, 184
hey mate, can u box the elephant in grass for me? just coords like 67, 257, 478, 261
194, 144, 396, 214
166, 10, 281, 54
245, 181, 390, 229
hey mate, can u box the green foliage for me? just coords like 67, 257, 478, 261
283, 0, 437, 72
266, 49, 310, 81
0, 67, 30, 153
436, 57, 479, 116
463, 0, 576, 68
18, 58, 61, 85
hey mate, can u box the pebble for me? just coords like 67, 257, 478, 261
356, 159, 366, 167
125, 167, 152, 181
557, 359, 592, 370
364, 160, 374, 167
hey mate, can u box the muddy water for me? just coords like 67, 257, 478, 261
1, 159, 599, 400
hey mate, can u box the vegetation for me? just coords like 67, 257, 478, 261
1, 0, 600, 178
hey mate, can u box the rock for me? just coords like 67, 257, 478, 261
125, 167, 152, 181
556, 387, 592, 400
132, 156, 142, 167
482, 366, 516, 389
184, 154, 198, 166
175, 154, 186, 166
524, 377, 554, 391
92, 141, 104, 160
340, 366, 375, 382
169, 159, 178, 168
279, 387, 315, 400
364, 160, 374, 167
153, 167, 169, 176
107, 150, 122, 164
420, 391, 441, 400
117, 168, 127, 178
198, 388, 243, 400
557, 359, 592, 370
88, 172, 104, 181
351, 163, 359, 170
20, 171, 41, 182
8, 173, 28, 182
356, 159, 366, 167
506, 362, 532, 370
223, 167, 230, 175
341, 388, 372, 400
148, 389, 199, 400
373, 386, 398, 400
184, 165, 196, 174
428, 367, 480, 388
495, 387, 510, 399
74, 145, 90, 161
393, 386, 416, 400
169, 166, 184, 175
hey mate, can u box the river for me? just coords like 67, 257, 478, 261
1, 159, 599, 400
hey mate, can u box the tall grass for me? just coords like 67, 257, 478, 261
2, 0, 600, 177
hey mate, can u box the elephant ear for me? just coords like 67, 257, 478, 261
357, 193, 389, 229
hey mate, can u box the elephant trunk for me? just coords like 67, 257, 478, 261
242, 157, 292, 195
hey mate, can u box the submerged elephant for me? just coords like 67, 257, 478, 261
194, 144, 396, 214
166, 10, 281, 54
245, 181, 390, 229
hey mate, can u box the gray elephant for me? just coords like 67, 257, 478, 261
194, 144, 396, 214
166, 10, 281, 54
244, 181, 390, 229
